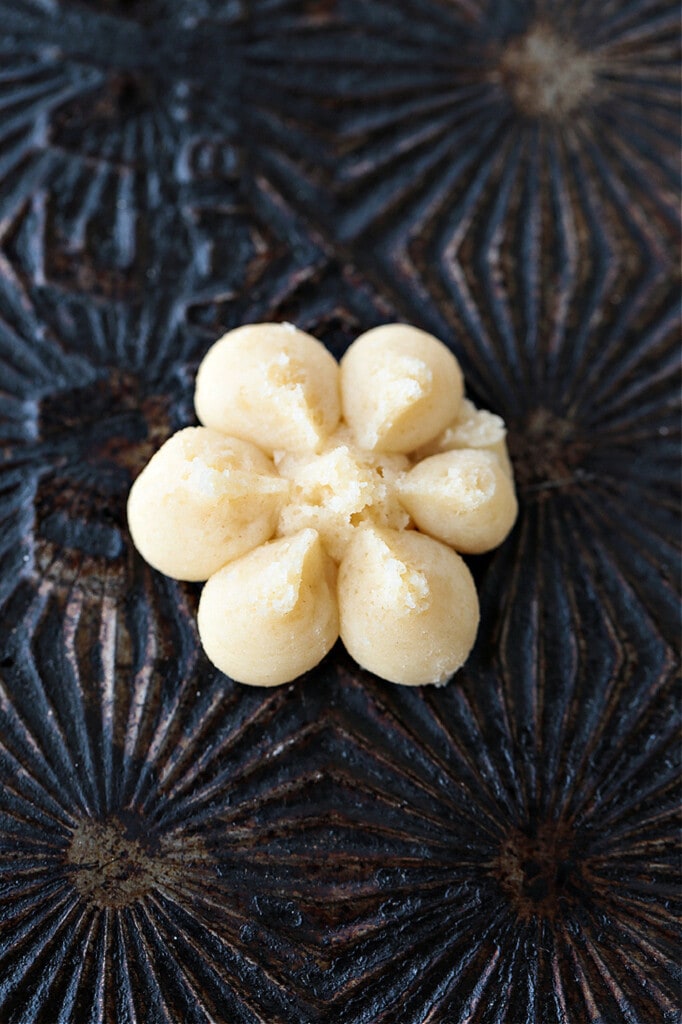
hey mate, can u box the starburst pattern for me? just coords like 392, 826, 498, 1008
248, 0, 680, 389
246, 0, 682, 643
0, 580, 340, 1023
0, 0, 679, 1020
0, 244, 393, 613
312, 639, 680, 1022
0, 0, 333, 303
0, 277, 198, 606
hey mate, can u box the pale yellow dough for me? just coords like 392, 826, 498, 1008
198, 529, 338, 686
340, 324, 464, 452
128, 321, 518, 688
275, 426, 410, 562
127, 427, 288, 581
414, 398, 513, 477
398, 449, 517, 554
338, 527, 479, 686
194, 322, 340, 453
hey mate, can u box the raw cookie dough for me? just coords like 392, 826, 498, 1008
127, 427, 288, 581
195, 322, 340, 454
338, 527, 480, 686
397, 449, 518, 554
413, 398, 513, 477
340, 324, 464, 452
128, 322, 518, 687
275, 426, 411, 562
198, 529, 338, 686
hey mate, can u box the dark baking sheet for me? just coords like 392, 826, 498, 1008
0, 1, 680, 1021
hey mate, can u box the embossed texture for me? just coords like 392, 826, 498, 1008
0, 0, 680, 1021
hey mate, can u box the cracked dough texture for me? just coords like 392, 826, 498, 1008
413, 398, 513, 477
398, 449, 518, 554
274, 427, 411, 562
198, 529, 338, 686
338, 527, 480, 686
340, 324, 464, 452
127, 427, 288, 581
194, 322, 340, 453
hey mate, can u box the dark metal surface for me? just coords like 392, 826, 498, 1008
0, 1, 680, 1021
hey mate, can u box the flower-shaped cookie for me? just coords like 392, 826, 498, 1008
128, 323, 517, 686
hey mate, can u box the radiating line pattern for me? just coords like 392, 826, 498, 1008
0, 0, 679, 1022
0, 579, 342, 1023
0, 1, 395, 613
0, 277, 198, 607
0, 0, 358, 312
244, 0, 682, 646
246, 0, 680, 390
0, 0, 396, 618
314, 633, 680, 1023
0, 247, 393, 612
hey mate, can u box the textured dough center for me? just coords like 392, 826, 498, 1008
275, 428, 411, 562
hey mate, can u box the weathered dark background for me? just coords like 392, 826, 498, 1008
0, 1, 679, 1022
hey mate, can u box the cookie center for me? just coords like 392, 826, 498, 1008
274, 428, 411, 561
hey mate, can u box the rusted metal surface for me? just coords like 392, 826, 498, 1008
0, 1, 679, 1021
